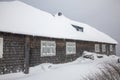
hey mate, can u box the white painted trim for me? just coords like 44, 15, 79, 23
66, 42, 76, 55
0, 37, 3, 58
41, 40, 56, 57
95, 44, 100, 52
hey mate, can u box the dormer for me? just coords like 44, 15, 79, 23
72, 24, 84, 32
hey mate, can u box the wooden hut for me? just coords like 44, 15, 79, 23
0, 1, 117, 74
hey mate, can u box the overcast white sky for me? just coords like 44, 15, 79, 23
1, 0, 120, 55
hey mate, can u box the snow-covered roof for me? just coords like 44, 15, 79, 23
0, 1, 118, 44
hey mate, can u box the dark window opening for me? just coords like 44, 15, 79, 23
72, 24, 84, 32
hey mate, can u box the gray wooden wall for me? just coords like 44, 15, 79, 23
0, 32, 116, 74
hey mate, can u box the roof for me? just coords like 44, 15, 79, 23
0, 1, 118, 44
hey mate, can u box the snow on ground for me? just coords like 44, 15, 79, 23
0, 51, 119, 80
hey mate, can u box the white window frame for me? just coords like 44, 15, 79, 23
66, 42, 76, 55
41, 40, 56, 57
95, 44, 100, 52
0, 37, 3, 58
110, 45, 113, 51
102, 44, 106, 52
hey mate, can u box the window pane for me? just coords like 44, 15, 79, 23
68, 47, 72, 53
41, 41, 56, 57
73, 47, 75, 53
102, 44, 106, 52
42, 47, 46, 53
95, 44, 100, 52
110, 45, 113, 51
72, 24, 84, 32
66, 42, 76, 54
0, 38, 3, 58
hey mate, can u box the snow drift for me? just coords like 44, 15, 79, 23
0, 51, 119, 80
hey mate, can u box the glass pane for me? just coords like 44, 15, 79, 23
102, 44, 106, 52
41, 41, 56, 56
110, 45, 113, 51
66, 42, 76, 54
95, 44, 100, 52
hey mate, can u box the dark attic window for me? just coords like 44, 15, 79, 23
72, 24, 84, 32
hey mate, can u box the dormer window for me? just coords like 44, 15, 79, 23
72, 24, 83, 32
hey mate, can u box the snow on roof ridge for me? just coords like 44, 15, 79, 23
0, 0, 118, 44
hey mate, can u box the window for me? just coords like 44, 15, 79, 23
41, 41, 56, 57
66, 42, 76, 54
95, 44, 100, 52
72, 24, 84, 32
0, 38, 3, 58
110, 45, 113, 51
102, 44, 106, 52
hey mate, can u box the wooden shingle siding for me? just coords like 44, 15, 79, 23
56, 39, 66, 63
76, 41, 95, 56
0, 32, 116, 74
0, 32, 25, 74
29, 37, 40, 67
